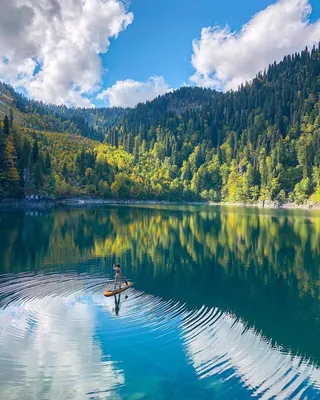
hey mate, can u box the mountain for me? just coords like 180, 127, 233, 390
0, 81, 126, 141
0, 44, 319, 204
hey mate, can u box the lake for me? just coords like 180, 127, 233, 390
1, 204, 320, 399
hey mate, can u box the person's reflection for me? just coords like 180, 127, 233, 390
112, 293, 129, 316
113, 293, 121, 316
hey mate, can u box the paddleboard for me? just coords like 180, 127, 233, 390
104, 281, 131, 297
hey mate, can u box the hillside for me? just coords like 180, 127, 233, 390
0, 81, 125, 141
0, 45, 320, 204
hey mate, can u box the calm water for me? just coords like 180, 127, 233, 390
1, 205, 320, 399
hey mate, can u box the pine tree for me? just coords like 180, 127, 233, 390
133, 136, 141, 163
171, 143, 178, 166
20, 139, 31, 170
32, 140, 39, 164
45, 151, 52, 174
0, 118, 7, 173
0, 116, 20, 195
34, 160, 43, 189
3, 115, 9, 136
5, 134, 19, 182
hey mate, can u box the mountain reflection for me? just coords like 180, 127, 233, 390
1, 205, 320, 365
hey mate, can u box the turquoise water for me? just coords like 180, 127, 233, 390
1, 205, 320, 399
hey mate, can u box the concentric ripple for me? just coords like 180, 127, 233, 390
0, 272, 320, 399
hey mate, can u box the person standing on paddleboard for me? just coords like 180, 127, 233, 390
113, 263, 129, 291
113, 264, 122, 289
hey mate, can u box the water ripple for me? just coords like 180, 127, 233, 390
0, 272, 320, 399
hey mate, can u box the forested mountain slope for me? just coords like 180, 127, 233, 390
0, 81, 125, 141
0, 45, 319, 203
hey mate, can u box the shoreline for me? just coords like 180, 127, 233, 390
0, 196, 320, 211
219, 201, 320, 211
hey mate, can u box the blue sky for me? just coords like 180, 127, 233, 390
97, 0, 320, 107
103, 0, 278, 89
1, 0, 320, 107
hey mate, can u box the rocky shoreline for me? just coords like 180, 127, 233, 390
0, 195, 56, 209
0, 196, 320, 211
219, 200, 320, 211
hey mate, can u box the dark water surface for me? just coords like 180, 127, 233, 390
1, 205, 320, 399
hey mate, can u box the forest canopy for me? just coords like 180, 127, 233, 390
0, 45, 319, 204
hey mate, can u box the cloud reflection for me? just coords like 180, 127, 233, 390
0, 294, 124, 399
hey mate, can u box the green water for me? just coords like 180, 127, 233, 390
1, 204, 320, 399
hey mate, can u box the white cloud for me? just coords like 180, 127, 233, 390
0, 0, 133, 107
98, 76, 171, 107
190, 0, 320, 91
0, 295, 124, 398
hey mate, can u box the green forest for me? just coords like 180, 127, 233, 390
0, 45, 320, 204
